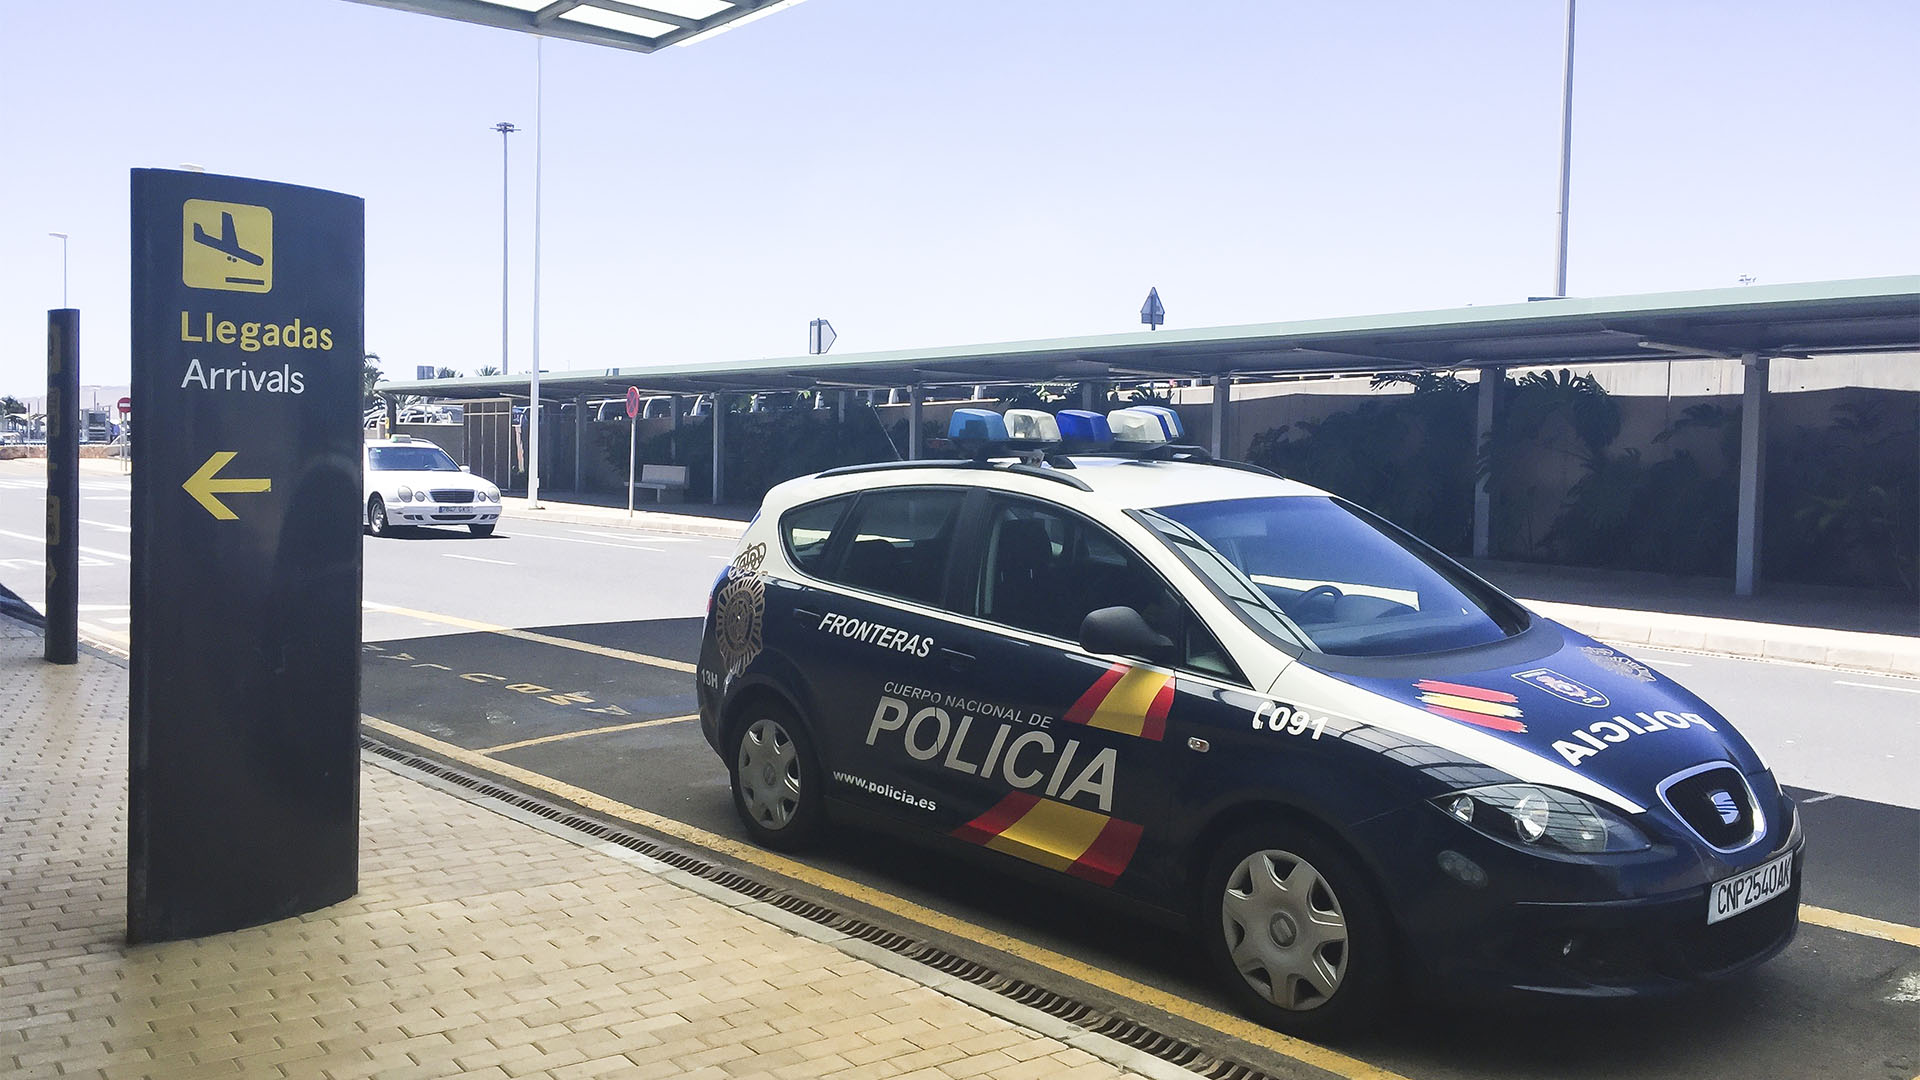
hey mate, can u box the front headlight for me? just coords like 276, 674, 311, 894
484, 487, 499, 502
396, 485, 414, 502
1435, 784, 1650, 854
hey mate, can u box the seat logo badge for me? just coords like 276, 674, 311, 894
715, 542, 767, 678
1710, 789, 1740, 825
1513, 668, 1610, 708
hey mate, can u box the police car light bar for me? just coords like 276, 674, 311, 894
1003, 409, 1061, 444
1055, 410, 1112, 449
1132, 405, 1184, 441
1107, 408, 1171, 445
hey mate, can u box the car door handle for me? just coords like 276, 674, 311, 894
939, 648, 975, 671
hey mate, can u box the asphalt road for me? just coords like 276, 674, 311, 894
3, 459, 1916, 1080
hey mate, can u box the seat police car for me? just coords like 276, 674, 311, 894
363, 435, 501, 537
696, 407, 1802, 1035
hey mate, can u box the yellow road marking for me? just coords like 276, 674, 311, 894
1800, 905, 1920, 948
364, 602, 696, 673
477, 714, 697, 755
360, 714, 1412, 1080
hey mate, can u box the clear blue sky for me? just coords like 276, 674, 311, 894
2, 0, 1915, 398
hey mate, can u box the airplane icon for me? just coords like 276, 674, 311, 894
192, 212, 264, 266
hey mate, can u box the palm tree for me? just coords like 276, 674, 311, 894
0, 395, 25, 419
435, 366, 460, 379
475, 365, 501, 377
362, 353, 384, 410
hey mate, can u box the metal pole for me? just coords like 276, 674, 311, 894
1552, 0, 1576, 297
1209, 374, 1229, 458
908, 385, 924, 461
493, 121, 517, 375
628, 415, 637, 518
45, 310, 78, 665
50, 233, 69, 308
1473, 367, 1501, 558
1734, 352, 1768, 596
573, 393, 584, 492
528, 40, 544, 509
711, 394, 726, 506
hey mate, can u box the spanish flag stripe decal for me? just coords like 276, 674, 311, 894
1417, 692, 1524, 719
1140, 678, 1173, 742
952, 791, 1041, 845
1415, 679, 1518, 704
1063, 664, 1129, 726
1425, 703, 1527, 733
1072, 666, 1174, 741
985, 797, 1111, 872
1066, 818, 1145, 887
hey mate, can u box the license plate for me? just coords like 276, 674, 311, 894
1706, 850, 1794, 925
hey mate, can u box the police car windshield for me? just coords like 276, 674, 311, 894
1148, 496, 1526, 657
368, 446, 459, 472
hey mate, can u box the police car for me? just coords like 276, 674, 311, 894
363, 435, 501, 537
696, 406, 1802, 1035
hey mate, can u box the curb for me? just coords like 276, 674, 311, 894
1529, 599, 1920, 679
499, 503, 749, 540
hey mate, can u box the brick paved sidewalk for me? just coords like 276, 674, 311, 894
0, 624, 1169, 1080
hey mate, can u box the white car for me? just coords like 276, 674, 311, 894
363, 435, 501, 537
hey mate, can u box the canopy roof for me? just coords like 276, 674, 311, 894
341, 0, 802, 52
380, 276, 1920, 402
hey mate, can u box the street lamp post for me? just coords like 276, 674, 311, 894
493, 121, 518, 377
1552, 0, 1577, 297
48, 232, 69, 308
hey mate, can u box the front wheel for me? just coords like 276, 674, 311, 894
727, 702, 824, 851
1201, 823, 1395, 1038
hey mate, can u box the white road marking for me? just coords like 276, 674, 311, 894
1835, 679, 1920, 695
1640, 657, 1692, 668
80, 518, 131, 533
0, 528, 130, 561
1800, 793, 1840, 804
100, 616, 131, 626
566, 529, 699, 544
709, 555, 731, 561
442, 553, 515, 566
511, 532, 664, 553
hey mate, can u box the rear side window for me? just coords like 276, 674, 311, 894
780, 496, 851, 574
824, 488, 966, 607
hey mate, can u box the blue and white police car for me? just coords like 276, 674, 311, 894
696, 406, 1802, 1035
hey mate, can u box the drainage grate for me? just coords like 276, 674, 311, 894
360, 733, 1289, 1080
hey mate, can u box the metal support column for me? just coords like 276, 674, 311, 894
837, 390, 848, 423
573, 394, 585, 491
44, 310, 78, 665
711, 393, 726, 505
670, 395, 683, 464
1209, 374, 1229, 459
1734, 352, 1768, 596
1473, 367, 1501, 559
908, 385, 924, 460
384, 396, 397, 436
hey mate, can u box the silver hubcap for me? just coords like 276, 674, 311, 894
737, 718, 801, 830
1221, 849, 1349, 1011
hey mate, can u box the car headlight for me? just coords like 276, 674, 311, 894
483, 488, 499, 502
396, 486, 413, 502
1435, 784, 1649, 854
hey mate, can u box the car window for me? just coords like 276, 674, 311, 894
368, 446, 459, 472
781, 496, 852, 575
975, 498, 1240, 681
1150, 496, 1528, 657
824, 488, 965, 607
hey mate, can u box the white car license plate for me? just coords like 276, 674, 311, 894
1706, 850, 1793, 925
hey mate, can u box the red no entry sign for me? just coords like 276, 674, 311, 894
625, 386, 641, 419
118, 396, 132, 416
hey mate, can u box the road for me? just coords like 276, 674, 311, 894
3, 458, 1916, 1080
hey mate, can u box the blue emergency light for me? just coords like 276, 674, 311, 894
1055, 410, 1112, 448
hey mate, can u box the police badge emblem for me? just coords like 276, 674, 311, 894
715, 542, 767, 677
1512, 668, 1610, 708
1580, 645, 1657, 683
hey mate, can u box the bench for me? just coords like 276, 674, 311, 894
630, 463, 690, 503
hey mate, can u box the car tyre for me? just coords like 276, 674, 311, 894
727, 700, 824, 852
469, 523, 496, 537
1201, 822, 1395, 1038
367, 495, 391, 537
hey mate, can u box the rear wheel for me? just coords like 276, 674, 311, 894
727, 701, 824, 851
1201, 823, 1394, 1038
367, 495, 390, 537
469, 523, 495, 537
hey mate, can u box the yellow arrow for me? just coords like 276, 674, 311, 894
183, 451, 271, 520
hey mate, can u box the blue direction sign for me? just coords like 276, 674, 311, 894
1140, 287, 1165, 330
129, 169, 364, 943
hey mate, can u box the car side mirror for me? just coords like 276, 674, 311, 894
460, 464, 472, 472
1079, 606, 1175, 664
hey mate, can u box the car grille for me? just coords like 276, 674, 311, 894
431, 489, 473, 504
1659, 764, 1761, 851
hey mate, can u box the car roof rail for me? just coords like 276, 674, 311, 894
815, 458, 1094, 492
